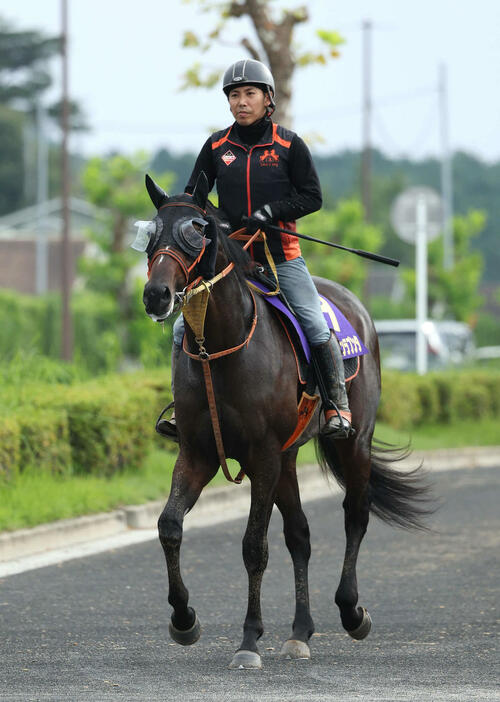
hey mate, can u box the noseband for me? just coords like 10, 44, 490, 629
147, 201, 208, 283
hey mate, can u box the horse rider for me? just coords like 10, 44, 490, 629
159, 58, 353, 440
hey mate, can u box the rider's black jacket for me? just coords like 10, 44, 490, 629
185, 117, 322, 264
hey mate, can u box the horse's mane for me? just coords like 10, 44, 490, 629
206, 201, 251, 284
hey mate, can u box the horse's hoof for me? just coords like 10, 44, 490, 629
347, 607, 372, 640
280, 639, 311, 659
169, 615, 201, 646
228, 649, 262, 669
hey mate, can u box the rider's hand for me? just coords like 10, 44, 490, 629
247, 204, 273, 234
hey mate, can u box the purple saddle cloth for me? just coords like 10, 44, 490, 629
249, 279, 369, 363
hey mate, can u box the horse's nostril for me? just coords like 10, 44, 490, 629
143, 282, 171, 313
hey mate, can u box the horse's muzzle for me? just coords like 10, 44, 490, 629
143, 280, 173, 320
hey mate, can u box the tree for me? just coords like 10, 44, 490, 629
81, 152, 175, 294
401, 210, 486, 323
299, 199, 384, 299
0, 16, 86, 129
180, 0, 344, 126
80, 152, 176, 365
0, 16, 88, 213
0, 105, 24, 214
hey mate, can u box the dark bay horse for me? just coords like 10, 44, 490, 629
141, 173, 431, 669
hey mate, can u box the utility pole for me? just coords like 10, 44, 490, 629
361, 19, 372, 222
35, 100, 49, 294
439, 63, 454, 270
61, 0, 73, 360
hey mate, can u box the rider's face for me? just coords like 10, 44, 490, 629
228, 86, 270, 125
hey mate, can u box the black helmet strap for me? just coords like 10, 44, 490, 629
266, 87, 276, 116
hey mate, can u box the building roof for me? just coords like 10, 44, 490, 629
0, 197, 103, 240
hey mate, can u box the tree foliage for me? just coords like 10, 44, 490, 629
401, 210, 485, 323
299, 199, 383, 298
0, 18, 60, 105
0, 105, 24, 214
79, 153, 176, 367
80, 152, 175, 297
0, 15, 88, 214
180, 0, 344, 126
0, 16, 86, 129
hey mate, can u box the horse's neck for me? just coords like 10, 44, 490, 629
186, 251, 251, 354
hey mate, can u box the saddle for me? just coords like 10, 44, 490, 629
247, 274, 369, 449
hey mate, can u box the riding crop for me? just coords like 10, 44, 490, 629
243, 217, 400, 267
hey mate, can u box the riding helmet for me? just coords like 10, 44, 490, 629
222, 59, 276, 112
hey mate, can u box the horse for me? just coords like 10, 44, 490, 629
140, 172, 432, 670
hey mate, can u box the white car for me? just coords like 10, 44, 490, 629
374, 319, 475, 371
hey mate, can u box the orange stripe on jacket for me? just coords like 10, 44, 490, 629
272, 123, 291, 149
212, 128, 232, 150
279, 220, 301, 260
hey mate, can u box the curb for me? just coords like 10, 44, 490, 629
1, 446, 499, 566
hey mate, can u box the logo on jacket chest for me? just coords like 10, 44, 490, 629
221, 150, 236, 166
259, 149, 279, 167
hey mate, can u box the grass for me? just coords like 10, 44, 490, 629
0, 451, 176, 532
1, 418, 498, 532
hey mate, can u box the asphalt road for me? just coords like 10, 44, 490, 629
0, 466, 498, 702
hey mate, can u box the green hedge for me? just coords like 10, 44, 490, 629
0, 370, 173, 482
378, 369, 500, 429
1, 366, 499, 484
0, 418, 20, 481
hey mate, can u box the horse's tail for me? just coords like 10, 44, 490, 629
315, 436, 435, 531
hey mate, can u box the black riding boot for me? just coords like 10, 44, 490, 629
311, 332, 354, 439
156, 343, 181, 442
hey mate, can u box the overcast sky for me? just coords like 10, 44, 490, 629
2, 0, 500, 161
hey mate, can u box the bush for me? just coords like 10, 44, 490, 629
0, 417, 20, 481
1, 363, 497, 486
377, 369, 500, 428
0, 369, 174, 483
16, 409, 71, 476
413, 374, 441, 425
377, 372, 421, 429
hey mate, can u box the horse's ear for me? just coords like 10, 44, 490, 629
191, 171, 209, 210
145, 174, 168, 210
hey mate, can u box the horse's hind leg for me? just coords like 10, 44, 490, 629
229, 449, 281, 670
334, 439, 373, 639
158, 449, 218, 646
275, 447, 314, 660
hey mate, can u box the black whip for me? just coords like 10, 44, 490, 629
244, 218, 400, 267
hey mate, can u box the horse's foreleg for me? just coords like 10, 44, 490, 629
275, 449, 314, 660
334, 441, 372, 639
158, 451, 218, 645
229, 452, 281, 670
